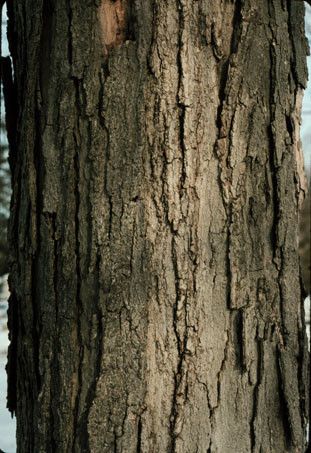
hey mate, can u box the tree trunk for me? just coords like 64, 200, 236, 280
6, 1, 309, 452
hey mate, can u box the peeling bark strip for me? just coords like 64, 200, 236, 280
6, 0, 309, 452
99, 0, 131, 55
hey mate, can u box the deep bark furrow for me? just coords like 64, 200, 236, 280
73, 117, 83, 450
249, 336, 263, 452
176, 0, 187, 191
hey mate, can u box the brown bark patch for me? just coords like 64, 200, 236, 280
99, 0, 129, 55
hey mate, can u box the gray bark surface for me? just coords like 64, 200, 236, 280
6, 1, 309, 452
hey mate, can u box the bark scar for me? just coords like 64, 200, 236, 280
99, 0, 129, 55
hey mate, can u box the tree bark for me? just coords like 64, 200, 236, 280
6, 0, 309, 452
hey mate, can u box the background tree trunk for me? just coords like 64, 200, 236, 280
6, 0, 309, 452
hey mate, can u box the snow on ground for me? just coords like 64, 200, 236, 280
0, 275, 16, 453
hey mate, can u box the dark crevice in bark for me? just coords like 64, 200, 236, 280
129, 218, 136, 275
170, 230, 188, 451
107, 196, 113, 242
267, 19, 287, 347
6, 289, 18, 414
230, 0, 243, 55
285, 114, 294, 143
136, 415, 142, 453
113, 429, 118, 453
277, 273, 287, 347
170, 239, 182, 377
214, 0, 243, 136
31, 103, 44, 395
176, 0, 186, 190
235, 309, 246, 372
49, 376, 57, 450
99, 92, 113, 241
30, 259, 41, 393
80, 251, 104, 453
98, 70, 113, 241
170, 373, 180, 452
51, 213, 58, 320
101, 57, 110, 80
73, 87, 83, 450
98, 69, 108, 122
47, 211, 58, 453
250, 335, 263, 452
85, 147, 94, 274
178, 103, 187, 190
215, 59, 230, 136
267, 0, 280, 260
267, 128, 279, 255
146, 0, 158, 77
125, 0, 136, 43
226, 204, 233, 310
286, 0, 303, 89
276, 347, 293, 449
8, 0, 27, 111
40, 0, 54, 94
1, 56, 18, 173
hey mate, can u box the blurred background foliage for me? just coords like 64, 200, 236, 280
1, 7, 11, 278
0, 97, 9, 277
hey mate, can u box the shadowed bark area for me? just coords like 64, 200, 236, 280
6, 0, 309, 452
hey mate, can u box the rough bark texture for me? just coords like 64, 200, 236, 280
299, 185, 310, 295
6, 0, 309, 452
